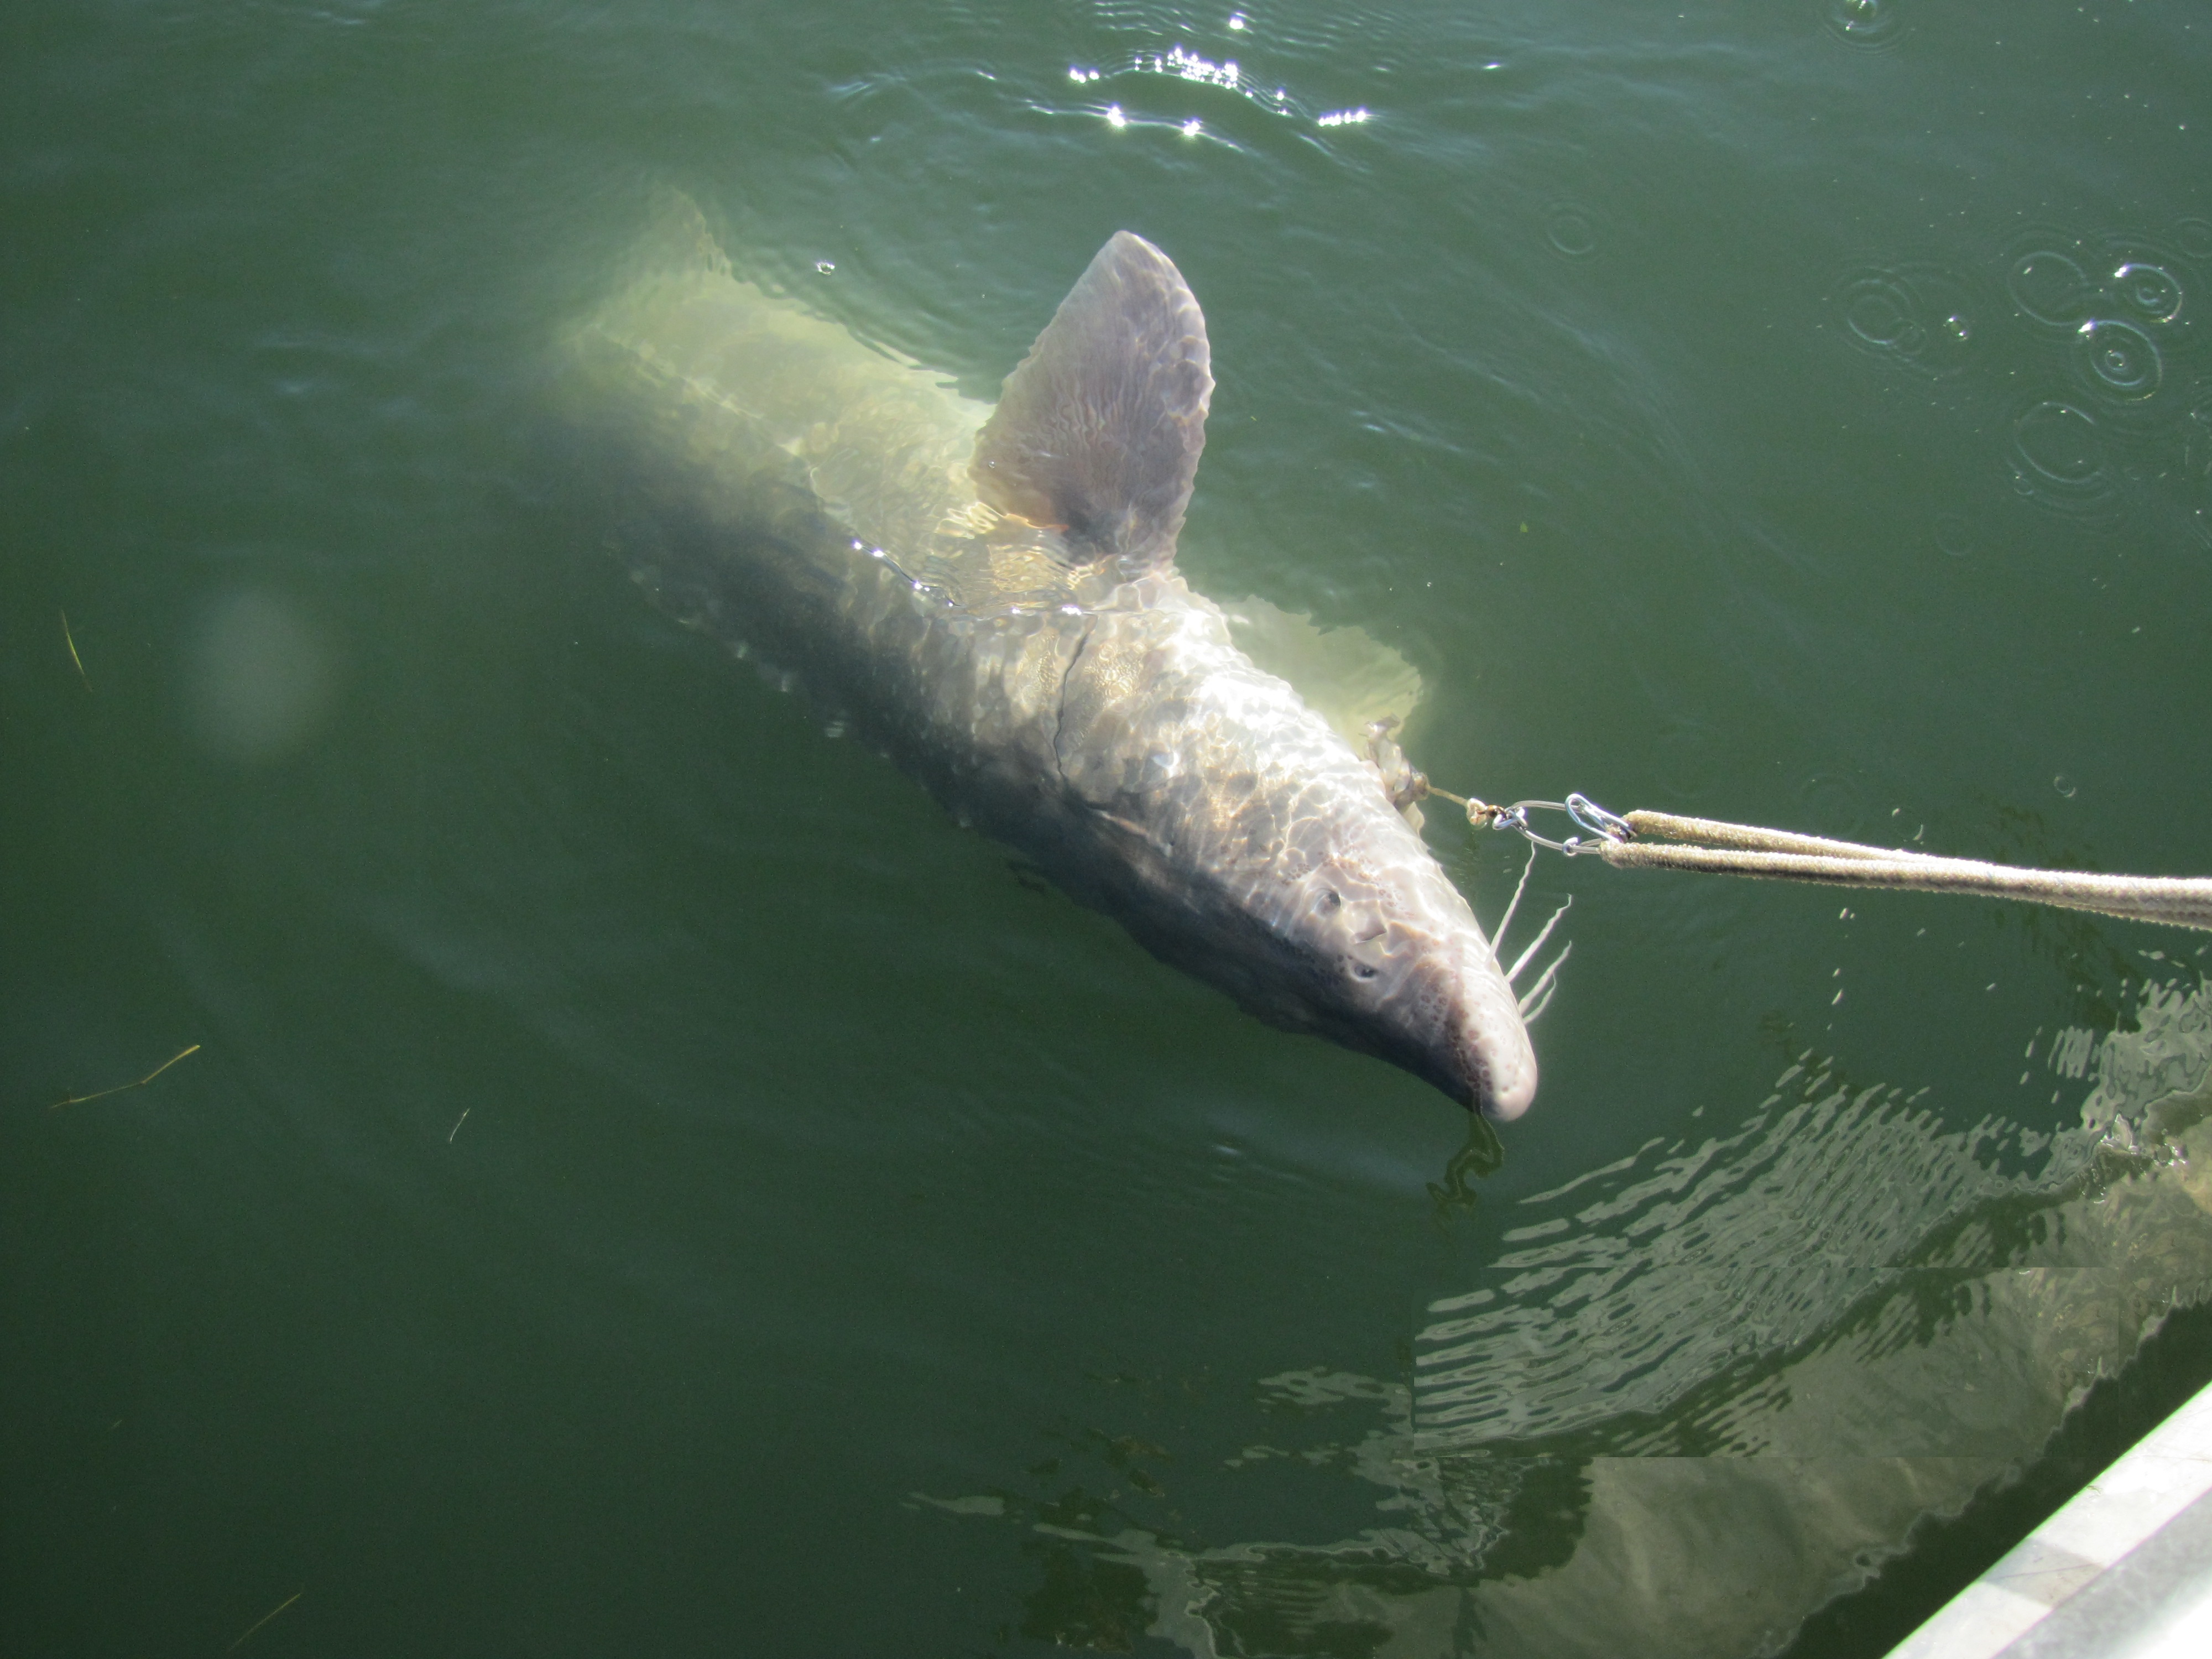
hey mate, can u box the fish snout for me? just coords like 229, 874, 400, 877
1448, 940, 1538, 1121
1319, 883, 1540, 1118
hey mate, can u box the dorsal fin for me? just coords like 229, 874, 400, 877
971, 232, 1212, 577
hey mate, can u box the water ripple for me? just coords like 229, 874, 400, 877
2006, 228, 2194, 346
2074, 317, 2163, 400
2112, 261, 2184, 325
1411, 976, 2212, 1448
932, 987, 2212, 1659
1822, 0, 1910, 50
1056, 36, 1378, 143
2008, 396, 2119, 521
1543, 201, 1598, 260
2170, 217, 2212, 263
2007, 244, 2097, 331
1835, 264, 1980, 378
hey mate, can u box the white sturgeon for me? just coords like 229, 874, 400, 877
561, 205, 1538, 1118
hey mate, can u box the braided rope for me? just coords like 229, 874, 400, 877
1604, 811, 2212, 931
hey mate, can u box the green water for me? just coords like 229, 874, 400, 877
6, 3, 2212, 1655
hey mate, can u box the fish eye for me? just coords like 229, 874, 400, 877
1319, 889, 1342, 912
1352, 963, 1377, 980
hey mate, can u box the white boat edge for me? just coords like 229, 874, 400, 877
1884, 1369, 2212, 1659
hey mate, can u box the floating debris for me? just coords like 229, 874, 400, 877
48, 1044, 201, 1110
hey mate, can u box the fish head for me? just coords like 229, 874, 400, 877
1052, 591, 1542, 1121
1293, 853, 1539, 1121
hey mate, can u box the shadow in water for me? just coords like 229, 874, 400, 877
924, 971, 2212, 1658
1780, 1293, 2212, 1658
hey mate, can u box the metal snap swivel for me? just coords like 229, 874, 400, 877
1566, 794, 1632, 843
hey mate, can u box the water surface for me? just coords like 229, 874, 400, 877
6, 3, 2212, 1655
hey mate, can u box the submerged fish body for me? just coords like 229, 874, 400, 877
562, 205, 1537, 1118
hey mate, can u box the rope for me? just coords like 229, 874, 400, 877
1436, 789, 2212, 933
1357, 722, 2212, 932
1605, 818, 2212, 931
1618, 810, 1948, 864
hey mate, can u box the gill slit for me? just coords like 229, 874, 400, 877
1050, 613, 1100, 789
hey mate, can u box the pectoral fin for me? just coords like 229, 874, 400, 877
1220, 597, 1423, 750
971, 232, 1213, 577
